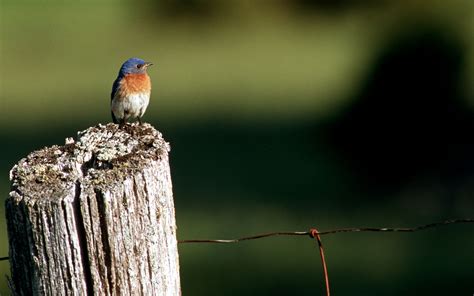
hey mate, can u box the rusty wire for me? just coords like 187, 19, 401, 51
178, 218, 473, 296
178, 218, 474, 244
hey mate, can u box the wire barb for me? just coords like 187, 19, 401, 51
310, 228, 330, 296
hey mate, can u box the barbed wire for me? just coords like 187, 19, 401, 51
178, 218, 474, 244
178, 218, 473, 296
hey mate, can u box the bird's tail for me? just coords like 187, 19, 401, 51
111, 111, 118, 124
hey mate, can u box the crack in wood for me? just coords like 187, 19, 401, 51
73, 181, 94, 295
95, 188, 114, 295
60, 200, 74, 294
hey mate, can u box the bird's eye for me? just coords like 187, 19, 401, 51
136, 64, 143, 69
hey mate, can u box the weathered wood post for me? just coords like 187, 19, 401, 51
5, 123, 181, 295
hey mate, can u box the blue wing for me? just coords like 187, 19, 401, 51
111, 77, 122, 102
111, 77, 122, 123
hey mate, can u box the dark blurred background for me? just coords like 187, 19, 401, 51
1, 0, 474, 295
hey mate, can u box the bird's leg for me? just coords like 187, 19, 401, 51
119, 118, 126, 129
138, 117, 142, 125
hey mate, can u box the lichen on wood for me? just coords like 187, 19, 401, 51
6, 123, 181, 295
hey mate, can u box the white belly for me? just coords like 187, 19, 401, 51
112, 92, 150, 121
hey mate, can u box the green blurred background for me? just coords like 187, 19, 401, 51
1, 0, 474, 295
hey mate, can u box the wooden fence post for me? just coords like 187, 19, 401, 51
5, 123, 181, 295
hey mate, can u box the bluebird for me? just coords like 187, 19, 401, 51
111, 58, 153, 127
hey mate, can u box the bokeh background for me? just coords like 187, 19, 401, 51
1, 0, 474, 295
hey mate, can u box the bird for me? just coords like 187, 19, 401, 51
111, 57, 153, 127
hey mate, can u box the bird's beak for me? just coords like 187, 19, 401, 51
145, 62, 153, 67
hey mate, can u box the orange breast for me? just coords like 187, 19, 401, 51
121, 73, 151, 94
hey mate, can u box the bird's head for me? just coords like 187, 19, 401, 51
119, 58, 153, 76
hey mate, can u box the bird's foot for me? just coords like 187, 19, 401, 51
119, 120, 126, 129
